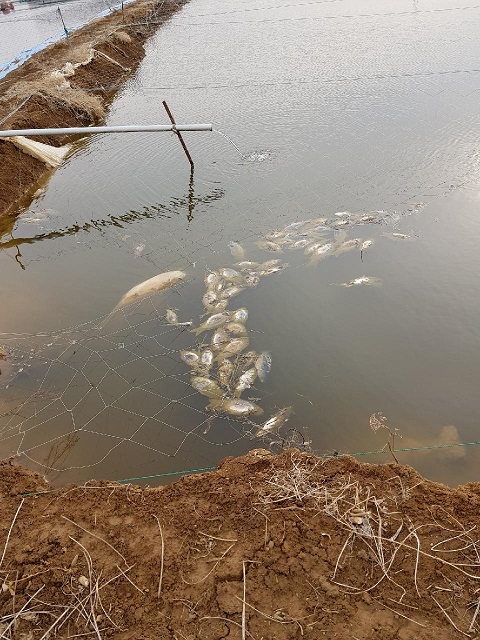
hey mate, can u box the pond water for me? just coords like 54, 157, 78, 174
2, 0, 480, 486
0, 0, 118, 69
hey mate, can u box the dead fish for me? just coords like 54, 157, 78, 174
385, 232, 414, 241
361, 240, 374, 251
191, 376, 225, 399
162, 307, 178, 324
217, 358, 234, 389
244, 274, 260, 287
259, 259, 281, 269
115, 270, 186, 310
229, 241, 245, 261
239, 350, 259, 369
255, 352, 272, 383
225, 322, 248, 336
254, 406, 293, 437
304, 241, 327, 256
334, 239, 362, 255
215, 398, 263, 417
180, 350, 200, 367
334, 211, 351, 218
193, 311, 231, 335
219, 268, 243, 285
221, 285, 245, 300
264, 230, 285, 241
203, 291, 219, 308
261, 263, 289, 276
199, 348, 214, 370
231, 308, 248, 324
235, 261, 259, 270
205, 271, 221, 290
290, 238, 310, 250
217, 337, 249, 361
283, 220, 307, 232
257, 241, 283, 253
337, 276, 381, 287
206, 300, 229, 313
234, 367, 257, 397
211, 329, 230, 350
310, 243, 334, 263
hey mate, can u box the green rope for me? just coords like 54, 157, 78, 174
18, 440, 480, 497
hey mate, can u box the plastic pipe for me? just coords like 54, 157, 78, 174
0, 124, 213, 137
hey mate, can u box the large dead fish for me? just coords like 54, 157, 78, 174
254, 407, 293, 437
114, 271, 186, 310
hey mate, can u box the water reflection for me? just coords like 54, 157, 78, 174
0, 184, 224, 254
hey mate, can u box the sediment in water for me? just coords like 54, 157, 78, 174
1, 450, 480, 639
0, 0, 188, 226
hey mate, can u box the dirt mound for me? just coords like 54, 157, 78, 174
0, 0, 188, 223
1, 451, 480, 638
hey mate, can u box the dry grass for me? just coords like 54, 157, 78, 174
1, 76, 105, 123
257, 454, 480, 636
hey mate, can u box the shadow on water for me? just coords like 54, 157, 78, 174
0, 184, 225, 253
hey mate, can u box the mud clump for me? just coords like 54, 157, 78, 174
0, 0, 188, 219
0, 450, 479, 638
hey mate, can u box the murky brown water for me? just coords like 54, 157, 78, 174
2, 0, 480, 486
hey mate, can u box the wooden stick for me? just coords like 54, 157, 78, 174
163, 101, 194, 168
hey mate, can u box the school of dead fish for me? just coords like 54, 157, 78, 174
38, 210, 411, 440
173, 209, 413, 437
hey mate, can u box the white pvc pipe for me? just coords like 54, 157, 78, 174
0, 124, 213, 137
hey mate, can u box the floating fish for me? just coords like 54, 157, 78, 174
239, 350, 259, 369
207, 300, 229, 313
234, 367, 257, 397
235, 261, 260, 270
261, 264, 289, 276
290, 238, 310, 249
217, 337, 249, 361
114, 271, 186, 310
361, 240, 374, 251
221, 285, 245, 300
283, 220, 307, 232
304, 241, 327, 256
217, 358, 234, 389
337, 276, 381, 287
211, 329, 230, 350
180, 350, 199, 367
213, 398, 263, 417
257, 241, 283, 253
165, 308, 178, 324
205, 271, 221, 290
244, 274, 260, 287
259, 259, 281, 270
193, 311, 231, 335
334, 239, 362, 255
385, 232, 414, 241
225, 322, 248, 336
191, 376, 225, 399
310, 243, 334, 263
255, 352, 272, 383
264, 230, 285, 241
254, 406, 293, 437
199, 348, 214, 370
203, 291, 219, 308
231, 308, 248, 324
334, 211, 351, 218
219, 268, 243, 284
229, 241, 245, 261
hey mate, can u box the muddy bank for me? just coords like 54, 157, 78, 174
1, 450, 480, 638
0, 0, 187, 224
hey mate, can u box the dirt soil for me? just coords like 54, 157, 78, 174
1, 449, 480, 639
0, 0, 187, 225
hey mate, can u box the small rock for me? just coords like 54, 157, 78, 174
78, 575, 89, 588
